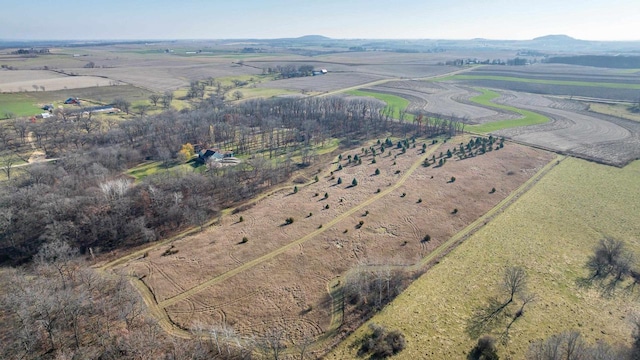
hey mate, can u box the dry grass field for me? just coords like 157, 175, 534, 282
108, 137, 554, 351
328, 157, 640, 360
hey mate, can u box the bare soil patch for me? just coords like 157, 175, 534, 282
490, 90, 640, 166
0, 69, 117, 92
115, 138, 553, 345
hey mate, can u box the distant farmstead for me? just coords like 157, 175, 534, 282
64, 97, 81, 105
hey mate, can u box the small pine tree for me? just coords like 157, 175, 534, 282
450, 176, 456, 183
338, 164, 343, 170
314, 175, 319, 182
294, 186, 298, 193
241, 237, 248, 244
490, 187, 496, 194
376, 188, 381, 193
337, 177, 342, 184
325, 204, 330, 209
375, 168, 380, 175
372, 157, 377, 164
352, 178, 358, 186
324, 192, 329, 199
239, 216, 244, 222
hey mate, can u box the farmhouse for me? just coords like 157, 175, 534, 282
196, 148, 234, 164
64, 97, 81, 105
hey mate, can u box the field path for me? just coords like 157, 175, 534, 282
158, 144, 443, 309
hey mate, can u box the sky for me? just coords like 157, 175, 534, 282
2, 0, 638, 41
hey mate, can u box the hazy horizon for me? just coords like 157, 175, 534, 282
2, 0, 638, 42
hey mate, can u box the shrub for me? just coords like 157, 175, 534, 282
285, 217, 294, 225
394, 170, 401, 174
358, 324, 406, 359
401, 192, 406, 197
314, 175, 319, 182
239, 216, 244, 222
417, 198, 422, 203
241, 237, 248, 244
490, 187, 496, 194
318, 224, 323, 228
325, 204, 330, 209
468, 335, 499, 360
308, 212, 313, 217
372, 157, 377, 164
452, 208, 458, 214
422, 234, 431, 242
314, 192, 319, 197
364, 210, 369, 216
450, 176, 456, 183
376, 188, 381, 193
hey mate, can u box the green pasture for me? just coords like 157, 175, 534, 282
467, 89, 548, 133
439, 74, 640, 90
0, 93, 43, 118
346, 89, 415, 121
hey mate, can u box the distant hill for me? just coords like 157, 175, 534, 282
532, 34, 579, 42
296, 35, 332, 41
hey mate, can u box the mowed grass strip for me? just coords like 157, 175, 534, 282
441, 74, 640, 90
328, 158, 640, 360
467, 88, 548, 132
346, 89, 415, 121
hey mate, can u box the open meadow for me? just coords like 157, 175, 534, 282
108, 137, 554, 354
328, 157, 640, 359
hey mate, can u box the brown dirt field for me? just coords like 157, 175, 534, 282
368, 81, 516, 123
256, 73, 387, 93
0, 69, 118, 92
490, 90, 640, 166
114, 138, 554, 344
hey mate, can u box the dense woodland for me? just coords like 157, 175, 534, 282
0, 95, 462, 265
546, 55, 640, 69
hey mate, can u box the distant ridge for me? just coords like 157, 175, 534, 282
296, 35, 331, 41
532, 34, 580, 42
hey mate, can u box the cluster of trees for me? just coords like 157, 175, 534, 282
546, 55, 640, 69
0, 240, 273, 359
357, 323, 406, 359
584, 238, 640, 296
343, 265, 410, 318
262, 64, 316, 78
526, 329, 639, 360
